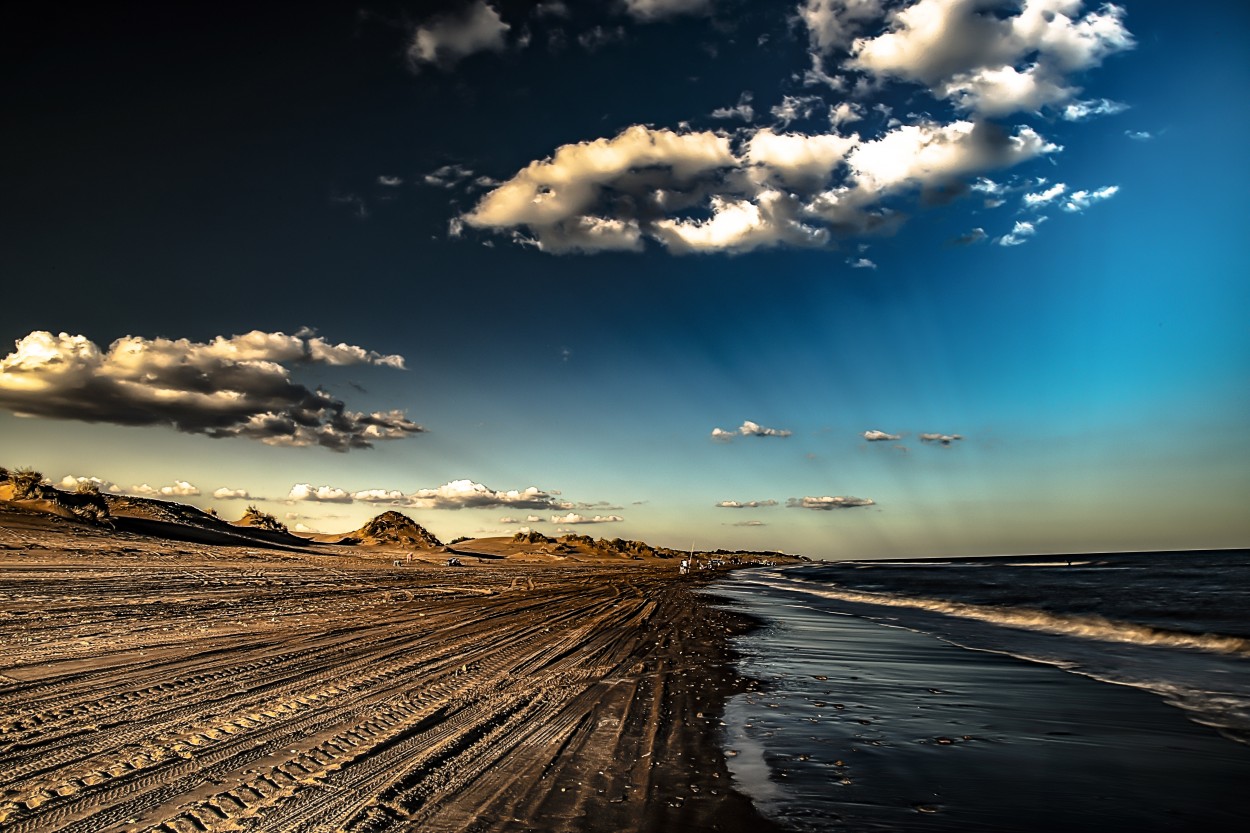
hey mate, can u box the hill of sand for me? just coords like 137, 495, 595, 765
327, 510, 443, 549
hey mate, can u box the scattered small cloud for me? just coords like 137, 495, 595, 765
288, 483, 353, 503
997, 219, 1041, 247
499, 516, 518, 524
1062, 185, 1119, 213
715, 499, 779, 509
213, 487, 252, 500
1125, 129, 1153, 142
377, 175, 403, 187
131, 481, 201, 498
1023, 182, 1066, 208
770, 95, 824, 128
731, 520, 766, 527
711, 91, 754, 122
711, 420, 792, 441
59, 475, 122, 493
408, 1, 511, 70
550, 512, 624, 524
950, 227, 986, 246
848, 257, 877, 269
623, 0, 712, 21
787, 495, 875, 510
861, 429, 900, 441
920, 433, 963, 445
1061, 98, 1129, 122
423, 164, 475, 188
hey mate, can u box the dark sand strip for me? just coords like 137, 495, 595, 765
711, 583, 1250, 832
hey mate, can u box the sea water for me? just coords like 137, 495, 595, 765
706, 550, 1250, 831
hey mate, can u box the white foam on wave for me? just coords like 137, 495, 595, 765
743, 574, 1250, 656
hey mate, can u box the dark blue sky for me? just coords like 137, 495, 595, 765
3, 1, 1248, 557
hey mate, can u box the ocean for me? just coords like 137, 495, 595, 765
705, 550, 1250, 832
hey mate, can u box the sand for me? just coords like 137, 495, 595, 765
0, 511, 780, 833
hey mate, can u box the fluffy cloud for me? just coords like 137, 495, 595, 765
213, 487, 251, 500
711, 91, 754, 121
920, 432, 963, 445
711, 420, 792, 440
800, 0, 888, 52
288, 483, 353, 503
1062, 185, 1118, 212
0, 330, 421, 452
409, 480, 566, 510
131, 481, 201, 498
997, 219, 1041, 246
849, 257, 877, 269
408, 1, 510, 69
862, 429, 900, 441
623, 0, 712, 21
716, 499, 779, 508
850, 0, 1134, 117
550, 512, 624, 524
351, 488, 408, 503
463, 118, 1057, 254
59, 475, 122, 493
1023, 182, 1066, 207
787, 495, 875, 509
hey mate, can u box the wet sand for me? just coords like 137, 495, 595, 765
0, 530, 778, 832
710, 579, 1250, 832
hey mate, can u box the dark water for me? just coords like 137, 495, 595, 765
706, 550, 1250, 832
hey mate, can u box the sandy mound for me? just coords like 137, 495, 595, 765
332, 511, 442, 549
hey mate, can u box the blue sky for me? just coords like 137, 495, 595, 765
2, 1, 1248, 558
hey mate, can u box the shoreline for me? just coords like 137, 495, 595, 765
0, 538, 781, 832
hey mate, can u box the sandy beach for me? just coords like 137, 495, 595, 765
0, 512, 779, 833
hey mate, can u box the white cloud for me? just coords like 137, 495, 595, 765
1023, 182, 1066, 207
862, 429, 900, 441
787, 495, 875, 509
998, 219, 1041, 246
711, 91, 755, 121
288, 483, 353, 503
351, 488, 408, 503
499, 516, 518, 524
623, 0, 712, 21
410, 480, 565, 510
377, 175, 403, 187
526, 514, 543, 523
59, 475, 122, 493
712, 420, 792, 441
849, 257, 877, 269
550, 512, 624, 524
732, 520, 767, 527
800, 0, 889, 52
465, 116, 1057, 255
0, 330, 419, 451
850, 0, 1134, 117
1061, 98, 1129, 121
131, 481, 201, 498
1125, 129, 1153, 142
829, 101, 863, 128
769, 95, 824, 128
408, 1, 510, 69
920, 432, 963, 445
1062, 184, 1118, 212
213, 487, 251, 500
715, 499, 779, 508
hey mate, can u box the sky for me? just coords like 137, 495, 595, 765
3, 0, 1249, 559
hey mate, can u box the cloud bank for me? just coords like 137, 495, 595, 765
0, 330, 422, 452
